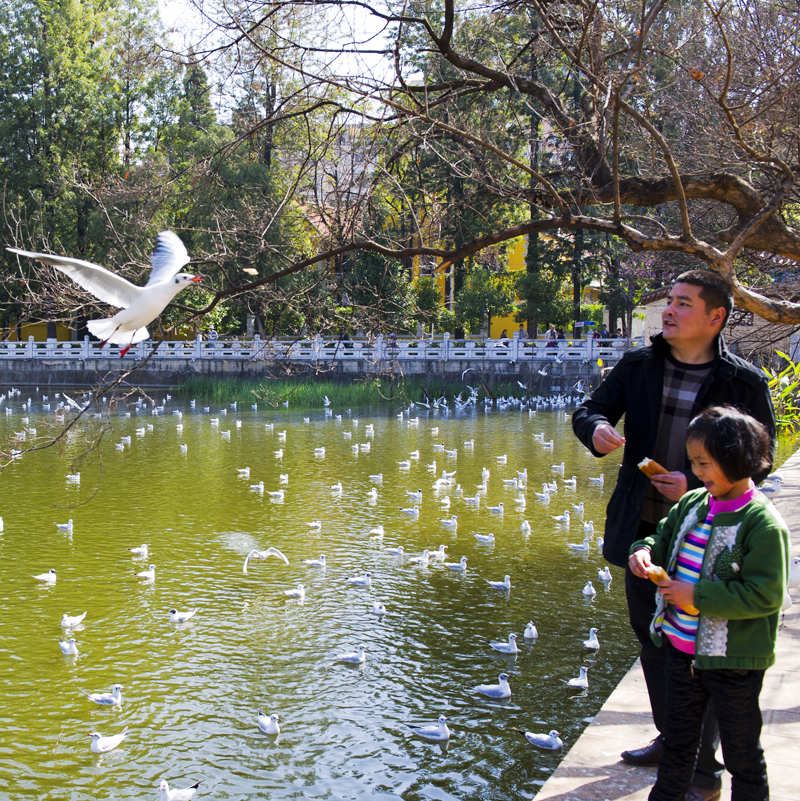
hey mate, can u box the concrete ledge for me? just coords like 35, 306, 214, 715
534, 450, 800, 801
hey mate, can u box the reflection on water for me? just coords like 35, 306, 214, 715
0, 398, 636, 800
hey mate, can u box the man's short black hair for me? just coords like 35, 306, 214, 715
674, 269, 734, 326
686, 405, 770, 481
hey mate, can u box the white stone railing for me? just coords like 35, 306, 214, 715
0, 334, 640, 363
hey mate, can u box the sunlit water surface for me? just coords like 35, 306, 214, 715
0, 398, 638, 800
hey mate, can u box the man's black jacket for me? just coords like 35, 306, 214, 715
572, 333, 776, 567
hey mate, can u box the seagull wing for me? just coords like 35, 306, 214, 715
7, 247, 141, 308
144, 230, 190, 286
262, 546, 289, 565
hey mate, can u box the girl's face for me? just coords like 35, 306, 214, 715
686, 438, 750, 501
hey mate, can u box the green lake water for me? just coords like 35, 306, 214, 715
0, 395, 639, 800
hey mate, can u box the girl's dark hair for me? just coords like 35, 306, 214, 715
686, 405, 770, 481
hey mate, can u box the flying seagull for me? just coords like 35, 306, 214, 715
7, 231, 202, 356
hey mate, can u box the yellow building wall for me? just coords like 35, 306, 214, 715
489, 236, 526, 338
4, 322, 72, 341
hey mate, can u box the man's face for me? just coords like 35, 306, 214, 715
662, 282, 724, 348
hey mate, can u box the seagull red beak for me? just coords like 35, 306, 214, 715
191, 274, 204, 283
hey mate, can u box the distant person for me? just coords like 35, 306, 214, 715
545, 325, 557, 346
515, 323, 527, 339
207, 327, 218, 349
629, 406, 788, 801
572, 269, 775, 800
499, 328, 508, 341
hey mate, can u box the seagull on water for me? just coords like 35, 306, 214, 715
523, 621, 538, 640
59, 638, 79, 655
598, 566, 613, 583
567, 665, 589, 689
129, 544, 149, 558
168, 608, 198, 624
56, 519, 73, 534
568, 537, 591, 551
9, 231, 202, 356
445, 556, 468, 571
61, 611, 87, 628
336, 645, 366, 664
407, 715, 451, 742
474, 532, 495, 545
257, 711, 281, 735
82, 684, 124, 706
514, 727, 562, 750
89, 727, 128, 753
34, 569, 57, 584
304, 555, 326, 568
489, 633, 519, 654
347, 572, 371, 587
473, 672, 511, 699
488, 575, 511, 591
583, 627, 600, 649
371, 601, 387, 617
284, 584, 305, 600
137, 564, 156, 582
243, 547, 289, 574
582, 580, 597, 597
158, 778, 200, 801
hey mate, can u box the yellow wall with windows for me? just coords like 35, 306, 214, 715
3, 322, 72, 341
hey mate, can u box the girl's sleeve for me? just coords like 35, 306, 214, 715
694, 511, 790, 619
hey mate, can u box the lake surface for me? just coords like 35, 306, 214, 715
0, 394, 637, 800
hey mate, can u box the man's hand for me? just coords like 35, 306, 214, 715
592, 422, 625, 454
650, 471, 688, 502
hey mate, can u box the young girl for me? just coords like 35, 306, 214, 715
628, 406, 790, 801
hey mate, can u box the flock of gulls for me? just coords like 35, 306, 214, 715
2, 384, 618, 799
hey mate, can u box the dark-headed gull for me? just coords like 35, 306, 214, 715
8, 231, 202, 356
168, 608, 198, 624
158, 779, 200, 801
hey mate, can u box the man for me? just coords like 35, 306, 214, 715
572, 269, 775, 801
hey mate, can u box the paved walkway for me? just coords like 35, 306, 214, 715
534, 451, 800, 801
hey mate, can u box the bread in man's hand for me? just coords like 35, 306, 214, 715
638, 457, 669, 478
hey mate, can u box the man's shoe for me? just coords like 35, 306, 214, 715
620, 736, 664, 766
684, 786, 721, 801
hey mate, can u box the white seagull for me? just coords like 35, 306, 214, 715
243, 547, 290, 574
515, 727, 563, 750
89, 727, 128, 753
408, 715, 451, 742
304, 555, 326, 568
158, 778, 200, 801
473, 672, 511, 699
583, 627, 600, 650
488, 575, 511, 591
336, 645, 367, 664
83, 683, 124, 706
598, 566, 613, 583
34, 569, 57, 584
129, 543, 149, 558
9, 231, 202, 356
489, 633, 519, 654
523, 621, 539, 640
257, 711, 281, 735
168, 608, 198, 624
284, 584, 305, 600
137, 564, 156, 582
444, 556, 468, 571
347, 572, 371, 587
59, 638, 79, 655
582, 580, 597, 597
61, 611, 87, 628
56, 519, 73, 534
567, 666, 589, 689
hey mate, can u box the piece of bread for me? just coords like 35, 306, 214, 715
646, 564, 699, 614
638, 456, 669, 478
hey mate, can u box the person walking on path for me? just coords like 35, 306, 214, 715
629, 406, 789, 801
572, 269, 775, 801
